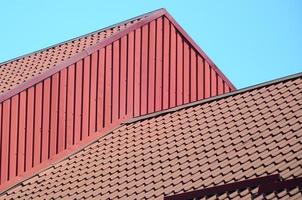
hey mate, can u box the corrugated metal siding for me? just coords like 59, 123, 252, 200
0, 16, 234, 187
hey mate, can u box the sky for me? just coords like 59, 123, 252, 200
0, 0, 301, 89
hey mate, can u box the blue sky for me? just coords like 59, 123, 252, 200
0, 0, 301, 88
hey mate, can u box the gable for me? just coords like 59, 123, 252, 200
0, 9, 235, 191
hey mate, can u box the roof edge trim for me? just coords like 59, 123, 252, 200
0, 8, 164, 67
163, 11, 236, 90
0, 8, 166, 103
124, 72, 302, 125
0, 8, 237, 103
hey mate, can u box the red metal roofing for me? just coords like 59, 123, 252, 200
0, 9, 236, 189
1, 73, 301, 199
0, 12, 145, 95
0, 8, 235, 102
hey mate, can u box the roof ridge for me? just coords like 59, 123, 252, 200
124, 72, 302, 125
0, 8, 165, 67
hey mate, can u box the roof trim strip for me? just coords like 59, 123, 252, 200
163, 11, 236, 90
0, 8, 163, 67
125, 72, 302, 124
0, 9, 165, 103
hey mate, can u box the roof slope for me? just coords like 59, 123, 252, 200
0, 10, 148, 94
0, 8, 236, 191
0, 8, 235, 101
1, 73, 301, 199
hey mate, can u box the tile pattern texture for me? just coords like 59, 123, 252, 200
0, 9, 235, 190
1, 75, 301, 199
0, 17, 143, 94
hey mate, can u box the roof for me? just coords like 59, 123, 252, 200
0, 9, 155, 96
0, 14, 143, 94
0, 8, 235, 103
1, 72, 301, 199
0, 8, 237, 192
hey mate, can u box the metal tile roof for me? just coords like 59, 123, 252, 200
1, 73, 301, 199
0, 8, 237, 190
0, 8, 235, 103
0, 11, 148, 94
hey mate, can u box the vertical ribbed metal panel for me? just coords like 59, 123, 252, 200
0, 16, 234, 187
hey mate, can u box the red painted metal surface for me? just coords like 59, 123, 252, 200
0, 10, 235, 191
